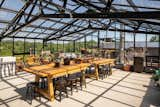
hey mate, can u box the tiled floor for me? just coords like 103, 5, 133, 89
0, 69, 160, 107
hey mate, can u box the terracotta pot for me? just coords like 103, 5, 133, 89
123, 65, 131, 71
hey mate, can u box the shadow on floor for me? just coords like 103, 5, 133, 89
140, 79, 160, 107
15, 87, 52, 107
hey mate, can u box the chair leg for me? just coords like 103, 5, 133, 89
59, 90, 62, 102
26, 86, 29, 98
80, 78, 83, 90
41, 78, 45, 88
65, 87, 68, 98
71, 81, 73, 95
38, 93, 41, 101
84, 80, 87, 88
76, 80, 78, 92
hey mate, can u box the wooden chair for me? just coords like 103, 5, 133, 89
54, 77, 68, 102
25, 82, 41, 104
67, 74, 78, 95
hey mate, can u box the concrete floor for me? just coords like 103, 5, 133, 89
0, 69, 160, 107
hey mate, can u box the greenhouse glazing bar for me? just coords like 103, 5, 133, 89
41, 11, 160, 19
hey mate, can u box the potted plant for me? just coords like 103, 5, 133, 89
54, 58, 61, 67
64, 57, 70, 65
54, 52, 61, 67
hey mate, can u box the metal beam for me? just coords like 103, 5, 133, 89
44, 19, 79, 40
91, 27, 160, 35
0, 15, 41, 40
0, 0, 5, 8
0, 28, 48, 35
7, 36, 44, 40
0, 0, 34, 37
63, 0, 67, 9
131, 19, 160, 27
105, 0, 114, 12
40, 11, 160, 19
72, 0, 103, 12
25, 0, 38, 22
48, 28, 88, 41
24, 20, 47, 37
41, 0, 71, 13
0, 19, 89, 39
112, 3, 160, 11
127, 0, 139, 12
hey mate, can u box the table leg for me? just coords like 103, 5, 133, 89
95, 65, 99, 80
47, 77, 54, 101
82, 70, 86, 88
35, 75, 40, 82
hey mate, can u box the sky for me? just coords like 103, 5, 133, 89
0, 0, 159, 42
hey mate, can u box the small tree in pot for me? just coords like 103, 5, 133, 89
54, 52, 61, 67
64, 57, 70, 65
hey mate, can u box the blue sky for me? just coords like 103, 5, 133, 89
0, 0, 159, 42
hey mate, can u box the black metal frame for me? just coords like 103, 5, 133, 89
0, 0, 160, 41
0, 0, 159, 57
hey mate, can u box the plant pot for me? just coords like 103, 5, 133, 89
64, 58, 70, 65
123, 65, 131, 71
55, 62, 60, 67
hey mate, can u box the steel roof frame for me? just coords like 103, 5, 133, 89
0, 0, 160, 42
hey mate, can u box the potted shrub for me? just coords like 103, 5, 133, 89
54, 52, 61, 67
54, 58, 61, 67
64, 57, 70, 65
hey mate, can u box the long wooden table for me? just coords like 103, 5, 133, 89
23, 63, 90, 101
87, 58, 115, 80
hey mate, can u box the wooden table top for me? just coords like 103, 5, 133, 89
23, 62, 90, 77
92, 59, 115, 65
23, 58, 114, 77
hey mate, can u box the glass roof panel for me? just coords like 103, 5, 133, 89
21, 27, 35, 32
133, 0, 160, 11
113, 5, 134, 11
0, 10, 15, 20
15, 32, 29, 37
44, 30, 54, 34
0, 23, 7, 28
26, 33, 39, 38
37, 34, 48, 38
2, 0, 23, 11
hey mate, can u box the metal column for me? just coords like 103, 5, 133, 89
56, 40, 58, 52
145, 31, 148, 67
63, 40, 64, 52
97, 31, 100, 50
0, 39, 1, 56
114, 24, 117, 49
119, 24, 125, 64
158, 35, 160, 67
49, 41, 51, 52
133, 32, 136, 56
34, 39, 36, 55
42, 40, 45, 50
23, 38, 26, 60
91, 35, 93, 54
84, 35, 87, 49
73, 41, 76, 52
12, 37, 15, 56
